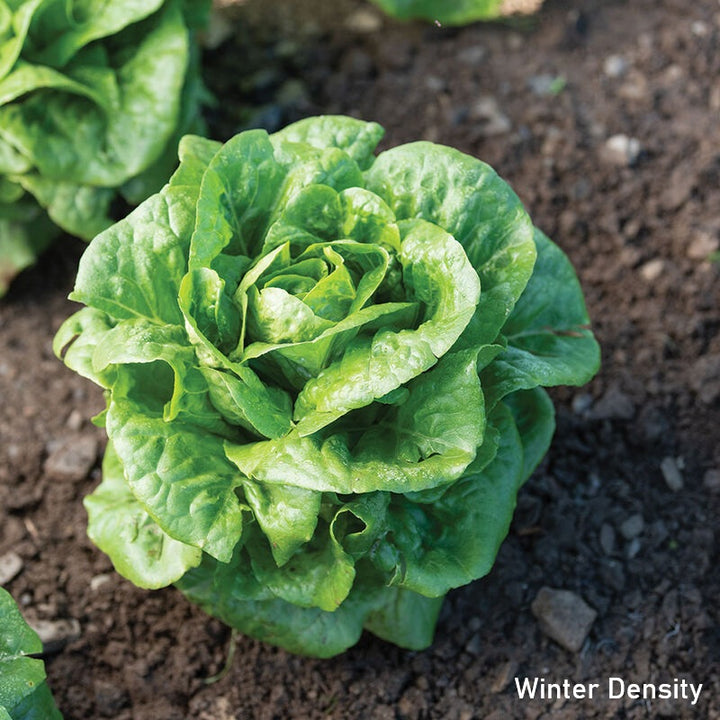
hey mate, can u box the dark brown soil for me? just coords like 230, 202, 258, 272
1, 0, 719, 718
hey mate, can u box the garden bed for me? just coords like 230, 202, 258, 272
1, 0, 718, 717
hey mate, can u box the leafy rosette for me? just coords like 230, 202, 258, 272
55, 116, 599, 657
0, 0, 210, 296
368, 0, 545, 25
0, 587, 63, 720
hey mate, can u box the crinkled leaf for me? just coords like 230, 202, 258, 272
365, 142, 536, 345
242, 480, 321, 566
70, 193, 187, 324
17, 174, 113, 240
247, 522, 355, 612
481, 229, 601, 409
106, 390, 244, 563
84, 440, 202, 589
293, 219, 481, 434
377, 402, 524, 596
176, 550, 373, 658
0, 1, 188, 186
226, 348, 484, 494
271, 115, 384, 170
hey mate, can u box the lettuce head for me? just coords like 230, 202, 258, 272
55, 115, 599, 657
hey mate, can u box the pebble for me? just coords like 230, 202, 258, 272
686, 231, 719, 260
90, 573, 113, 591
619, 514, 644, 540
344, 8, 382, 33
639, 258, 665, 282
490, 660, 519, 693
602, 134, 642, 166
572, 392, 593, 415
30, 618, 81, 653
470, 97, 511, 136
600, 559, 626, 592
527, 74, 564, 96
591, 385, 635, 420
626, 537, 642, 559
464, 633, 482, 655
458, 45, 487, 65
531, 587, 597, 652
703, 469, 720, 492
65, 409, 84, 431
599, 523, 616, 555
660, 457, 684, 491
0, 551, 23, 584
44, 435, 98, 481
603, 55, 628, 78
690, 354, 720, 404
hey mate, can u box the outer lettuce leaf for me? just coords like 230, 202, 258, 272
84, 440, 202, 589
481, 229, 601, 410
57, 115, 599, 658
0, 588, 63, 720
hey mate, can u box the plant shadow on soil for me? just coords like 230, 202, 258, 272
1, 0, 719, 718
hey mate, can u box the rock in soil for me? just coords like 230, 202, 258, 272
660, 456, 684, 492
0, 551, 23, 584
44, 434, 98, 481
30, 617, 81, 653
531, 587, 597, 652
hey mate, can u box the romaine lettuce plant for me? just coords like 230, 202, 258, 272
0, 587, 63, 720
368, 0, 544, 25
55, 115, 599, 657
0, 0, 210, 296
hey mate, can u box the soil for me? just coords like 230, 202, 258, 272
1, 0, 719, 718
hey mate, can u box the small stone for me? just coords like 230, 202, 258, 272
591, 385, 635, 420
531, 587, 597, 652
687, 231, 719, 260
0, 551, 23, 584
199, 7, 234, 49
619, 514, 644, 540
660, 457, 684, 492
603, 55, 628, 78
30, 618, 81, 653
703, 469, 720, 492
464, 633, 482, 655
458, 45, 487, 64
527, 74, 566, 96
44, 435, 98, 481
344, 8, 382, 33
640, 258, 664, 282
599, 523, 615, 555
626, 537, 642, 559
490, 659, 518, 693
470, 96, 511, 136
600, 559, 626, 592
425, 75, 446, 92
690, 354, 720, 404
602, 134, 641, 166
65, 409, 84, 431
572, 392, 593, 415
90, 574, 113, 591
